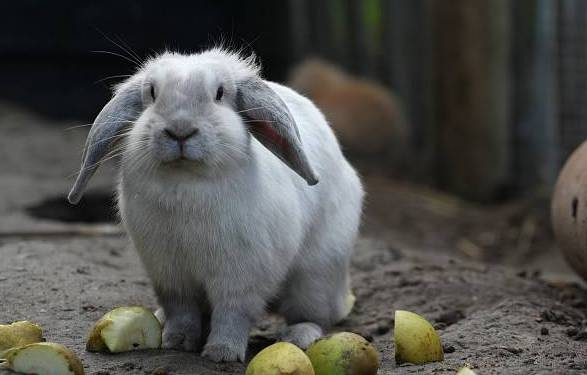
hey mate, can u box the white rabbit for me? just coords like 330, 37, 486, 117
68, 48, 364, 363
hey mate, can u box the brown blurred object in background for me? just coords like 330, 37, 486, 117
289, 59, 409, 176
552, 140, 587, 282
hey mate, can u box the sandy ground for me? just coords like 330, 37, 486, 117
1, 103, 586, 374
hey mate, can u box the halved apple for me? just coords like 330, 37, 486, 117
0, 321, 43, 352
86, 306, 161, 353
1, 342, 84, 375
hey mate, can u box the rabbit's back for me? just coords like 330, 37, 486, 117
268, 82, 364, 259
267, 81, 364, 216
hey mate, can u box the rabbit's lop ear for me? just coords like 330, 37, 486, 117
237, 78, 319, 185
68, 82, 142, 204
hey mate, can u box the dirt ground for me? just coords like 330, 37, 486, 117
1, 103, 586, 374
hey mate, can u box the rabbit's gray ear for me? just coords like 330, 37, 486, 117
237, 78, 318, 185
68, 83, 142, 204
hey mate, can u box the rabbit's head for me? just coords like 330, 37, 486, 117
68, 49, 318, 204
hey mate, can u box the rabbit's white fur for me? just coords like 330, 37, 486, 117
74, 48, 363, 362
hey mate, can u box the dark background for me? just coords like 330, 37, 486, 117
2, 0, 587, 203
0, 0, 292, 120
2, 4, 587, 374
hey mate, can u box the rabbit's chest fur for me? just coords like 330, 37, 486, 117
118, 159, 310, 299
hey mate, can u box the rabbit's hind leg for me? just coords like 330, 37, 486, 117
277, 241, 354, 349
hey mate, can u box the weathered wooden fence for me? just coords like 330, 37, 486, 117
288, 0, 587, 202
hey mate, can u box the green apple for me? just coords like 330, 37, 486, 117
306, 332, 379, 375
394, 310, 444, 365
246, 342, 314, 375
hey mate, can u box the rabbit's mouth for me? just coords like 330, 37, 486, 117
151, 130, 211, 165
161, 154, 207, 166
160, 157, 208, 174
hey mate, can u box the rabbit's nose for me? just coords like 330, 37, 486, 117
163, 127, 199, 142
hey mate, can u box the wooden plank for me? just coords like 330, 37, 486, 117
344, 0, 374, 77
558, 0, 587, 165
433, 0, 512, 201
512, 0, 559, 190
307, 0, 339, 61
381, 0, 435, 181
288, 0, 311, 61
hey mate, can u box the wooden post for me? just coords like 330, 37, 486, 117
308, 0, 341, 62
381, 0, 435, 181
512, 0, 559, 190
433, 0, 511, 201
558, 0, 587, 166
288, 0, 311, 62
345, 0, 374, 77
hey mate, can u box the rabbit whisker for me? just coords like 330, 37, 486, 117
89, 130, 133, 144
67, 153, 122, 179
63, 123, 94, 131
82, 129, 137, 150
95, 28, 143, 66
65, 119, 137, 132
70, 137, 150, 179
219, 142, 249, 160
236, 107, 270, 114
242, 120, 276, 124
127, 150, 152, 172
72, 143, 148, 178
112, 34, 143, 65
95, 74, 133, 84
92, 50, 141, 66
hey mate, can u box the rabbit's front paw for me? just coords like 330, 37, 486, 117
202, 342, 245, 363
161, 313, 201, 352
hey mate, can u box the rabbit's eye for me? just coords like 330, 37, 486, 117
215, 86, 224, 101
150, 85, 156, 100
